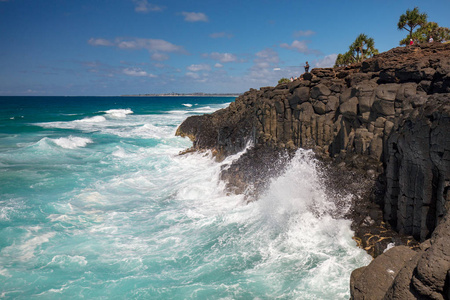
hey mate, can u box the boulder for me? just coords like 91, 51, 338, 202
351, 246, 417, 300
313, 101, 327, 115
340, 97, 358, 117
326, 95, 339, 112
288, 86, 310, 106
311, 83, 331, 99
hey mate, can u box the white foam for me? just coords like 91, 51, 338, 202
51, 136, 93, 149
103, 109, 133, 118
191, 106, 214, 114
0, 199, 26, 221
75, 115, 106, 123
182, 103, 193, 107
384, 242, 395, 253
1, 232, 56, 261
168, 110, 188, 115
0, 267, 11, 277
49, 255, 88, 267
112, 147, 129, 158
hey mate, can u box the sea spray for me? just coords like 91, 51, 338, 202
0, 96, 370, 299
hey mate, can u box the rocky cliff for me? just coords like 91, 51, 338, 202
176, 43, 450, 299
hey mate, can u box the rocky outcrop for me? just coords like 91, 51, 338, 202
176, 43, 450, 299
355, 214, 450, 299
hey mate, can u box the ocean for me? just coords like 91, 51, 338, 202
0, 96, 370, 299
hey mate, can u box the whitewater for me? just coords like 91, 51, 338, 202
0, 96, 370, 299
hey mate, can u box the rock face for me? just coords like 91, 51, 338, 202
176, 43, 450, 299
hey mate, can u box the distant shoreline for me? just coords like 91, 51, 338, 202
121, 93, 241, 97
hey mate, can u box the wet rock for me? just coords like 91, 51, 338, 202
176, 43, 450, 299
351, 246, 417, 300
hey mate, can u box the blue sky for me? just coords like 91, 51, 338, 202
1, 0, 449, 96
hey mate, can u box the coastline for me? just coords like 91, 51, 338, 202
120, 93, 241, 97
175, 43, 450, 299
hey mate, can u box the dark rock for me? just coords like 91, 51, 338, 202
302, 72, 313, 81
340, 97, 358, 117
288, 86, 310, 107
311, 83, 331, 99
326, 96, 339, 112
313, 101, 327, 114
351, 246, 417, 300
176, 43, 450, 299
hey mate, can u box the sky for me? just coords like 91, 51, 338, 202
1, 0, 449, 96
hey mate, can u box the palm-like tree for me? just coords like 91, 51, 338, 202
417, 22, 450, 42
350, 34, 379, 63
399, 21, 450, 45
334, 52, 355, 67
397, 7, 428, 40
334, 34, 378, 67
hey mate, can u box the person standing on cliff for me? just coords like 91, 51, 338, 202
304, 61, 309, 73
409, 39, 414, 45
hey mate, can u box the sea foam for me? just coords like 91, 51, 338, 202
51, 136, 93, 149
103, 109, 133, 118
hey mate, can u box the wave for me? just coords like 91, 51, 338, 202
102, 109, 133, 118
182, 103, 193, 107
74, 116, 106, 123
51, 136, 93, 149
1, 232, 56, 261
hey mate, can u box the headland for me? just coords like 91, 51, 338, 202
176, 43, 450, 299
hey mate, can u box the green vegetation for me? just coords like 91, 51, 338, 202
334, 34, 379, 67
397, 7, 428, 40
398, 7, 450, 45
334, 7, 449, 67
278, 78, 290, 84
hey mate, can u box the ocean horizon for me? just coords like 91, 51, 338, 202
0, 96, 370, 299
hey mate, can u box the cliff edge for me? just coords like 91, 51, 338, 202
176, 43, 450, 299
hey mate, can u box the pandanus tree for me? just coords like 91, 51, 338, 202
399, 21, 450, 45
397, 7, 428, 41
415, 22, 450, 43
334, 34, 378, 67
350, 34, 379, 63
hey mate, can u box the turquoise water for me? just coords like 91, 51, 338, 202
0, 96, 370, 299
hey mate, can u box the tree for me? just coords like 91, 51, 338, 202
334, 34, 378, 67
334, 52, 355, 67
278, 78, 290, 84
350, 34, 379, 63
398, 20, 450, 45
416, 22, 450, 42
397, 7, 428, 41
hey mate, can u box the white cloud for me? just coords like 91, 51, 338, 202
247, 48, 281, 81
88, 38, 113, 46
116, 38, 183, 52
209, 32, 234, 39
187, 64, 211, 72
214, 63, 223, 68
205, 52, 238, 63
280, 40, 322, 55
181, 12, 208, 22
255, 48, 279, 64
133, 0, 164, 13
123, 68, 156, 77
314, 54, 338, 68
280, 40, 308, 53
88, 37, 187, 61
294, 30, 316, 37
151, 53, 169, 61
185, 72, 200, 79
